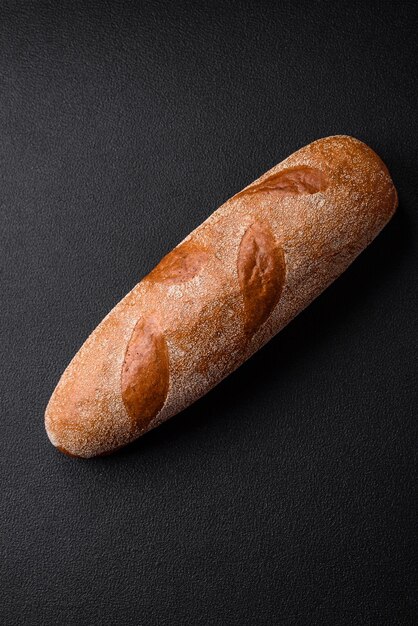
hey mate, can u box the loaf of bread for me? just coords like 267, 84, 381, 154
45, 135, 397, 458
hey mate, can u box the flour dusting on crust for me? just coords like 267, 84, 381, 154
45, 136, 397, 457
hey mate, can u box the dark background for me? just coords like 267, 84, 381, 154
1, 1, 417, 624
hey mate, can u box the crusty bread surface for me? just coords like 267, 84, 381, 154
45, 135, 397, 458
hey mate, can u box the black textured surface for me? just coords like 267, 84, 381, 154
1, 1, 417, 624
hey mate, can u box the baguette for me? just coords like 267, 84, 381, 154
45, 135, 397, 458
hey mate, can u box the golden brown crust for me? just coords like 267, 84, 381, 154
45, 136, 398, 457
234, 165, 329, 199
237, 221, 286, 337
121, 317, 169, 431
56, 446, 82, 458
146, 240, 210, 285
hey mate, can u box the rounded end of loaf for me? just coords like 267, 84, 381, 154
44, 349, 141, 455
44, 329, 137, 458
45, 400, 133, 459
313, 134, 398, 223
45, 395, 129, 459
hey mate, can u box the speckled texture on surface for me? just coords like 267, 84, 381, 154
45, 136, 397, 458
1, 1, 417, 624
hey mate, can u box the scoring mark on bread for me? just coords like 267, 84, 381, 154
121, 318, 169, 432
238, 221, 286, 337
235, 166, 329, 199
146, 240, 210, 285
